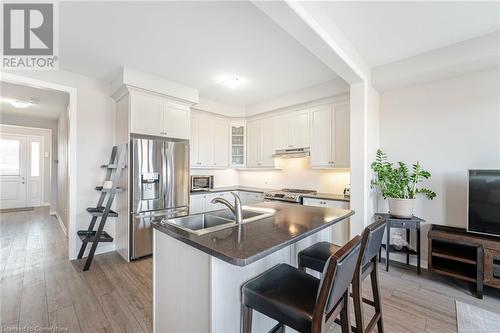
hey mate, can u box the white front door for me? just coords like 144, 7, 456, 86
0, 134, 28, 209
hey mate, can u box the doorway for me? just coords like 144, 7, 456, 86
0, 129, 46, 209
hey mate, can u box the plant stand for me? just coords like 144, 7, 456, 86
376, 213, 424, 275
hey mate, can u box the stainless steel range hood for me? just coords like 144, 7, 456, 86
272, 147, 310, 159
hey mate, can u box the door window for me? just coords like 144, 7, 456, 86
0, 139, 20, 175
31, 141, 40, 177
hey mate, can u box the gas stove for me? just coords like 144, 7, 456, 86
263, 188, 318, 204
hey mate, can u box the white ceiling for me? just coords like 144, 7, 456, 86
59, 1, 338, 107
0, 82, 69, 119
320, 1, 500, 67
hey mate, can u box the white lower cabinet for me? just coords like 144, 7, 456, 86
205, 192, 231, 211
302, 197, 350, 245
239, 192, 264, 205
189, 194, 206, 214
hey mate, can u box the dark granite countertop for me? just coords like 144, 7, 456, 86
190, 186, 350, 202
152, 201, 354, 266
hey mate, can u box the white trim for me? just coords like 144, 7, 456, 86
1, 72, 78, 260
53, 211, 67, 236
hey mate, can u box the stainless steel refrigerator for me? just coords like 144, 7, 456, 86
130, 135, 189, 259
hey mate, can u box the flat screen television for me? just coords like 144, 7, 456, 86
468, 169, 500, 237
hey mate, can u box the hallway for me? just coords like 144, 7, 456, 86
0, 207, 152, 333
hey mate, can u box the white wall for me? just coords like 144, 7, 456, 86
379, 68, 500, 265
5, 69, 117, 258
0, 118, 56, 208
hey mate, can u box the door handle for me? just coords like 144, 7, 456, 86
21, 181, 25, 184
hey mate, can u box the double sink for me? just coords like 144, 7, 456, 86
162, 207, 274, 235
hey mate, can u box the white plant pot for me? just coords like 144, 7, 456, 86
388, 198, 415, 218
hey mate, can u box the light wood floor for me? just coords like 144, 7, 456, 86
1, 208, 499, 333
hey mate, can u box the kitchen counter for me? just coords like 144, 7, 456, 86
190, 186, 351, 202
153, 201, 353, 332
152, 201, 354, 266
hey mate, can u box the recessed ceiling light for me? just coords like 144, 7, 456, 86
9, 100, 32, 108
2, 98, 38, 109
222, 75, 242, 89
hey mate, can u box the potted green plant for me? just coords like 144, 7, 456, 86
371, 149, 436, 218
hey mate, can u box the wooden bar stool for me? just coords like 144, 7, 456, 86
298, 219, 386, 333
241, 236, 362, 333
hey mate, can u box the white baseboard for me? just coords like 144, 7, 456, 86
52, 211, 68, 236
79, 243, 116, 259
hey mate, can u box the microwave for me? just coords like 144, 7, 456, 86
191, 175, 214, 192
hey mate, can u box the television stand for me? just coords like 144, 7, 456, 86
428, 225, 500, 299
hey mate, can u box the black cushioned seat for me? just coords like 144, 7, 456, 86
298, 241, 341, 272
242, 263, 320, 333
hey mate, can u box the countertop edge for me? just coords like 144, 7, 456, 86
152, 209, 355, 266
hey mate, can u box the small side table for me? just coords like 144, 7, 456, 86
376, 213, 424, 275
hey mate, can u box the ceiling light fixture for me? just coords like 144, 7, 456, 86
222, 75, 242, 89
3, 98, 38, 109
9, 99, 32, 108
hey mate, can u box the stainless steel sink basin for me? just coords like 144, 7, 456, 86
209, 209, 265, 221
163, 208, 274, 235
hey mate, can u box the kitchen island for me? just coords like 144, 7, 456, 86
152, 201, 354, 333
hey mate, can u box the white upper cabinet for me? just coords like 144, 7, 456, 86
190, 113, 200, 166
310, 104, 333, 167
190, 112, 229, 168
274, 110, 310, 150
246, 120, 261, 168
212, 117, 229, 167
291, 110, 310, 148
310, 102, 350, 168
261, 120, 275, 167
130, 91, 190, 139
197, 117, 214, 166
130, 92, 164, 136
274, 115, 290, 150
247, 118, 275, 168
229, 123, 246, 167
163, 101, 190, 140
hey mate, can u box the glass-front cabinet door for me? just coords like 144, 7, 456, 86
229, 122, 245, 167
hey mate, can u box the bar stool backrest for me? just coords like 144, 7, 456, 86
360, 219, 386, 267
315, 235, 361, 314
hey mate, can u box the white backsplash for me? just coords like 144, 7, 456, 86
191, 158, 350, 194
239, 158, 350, 193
